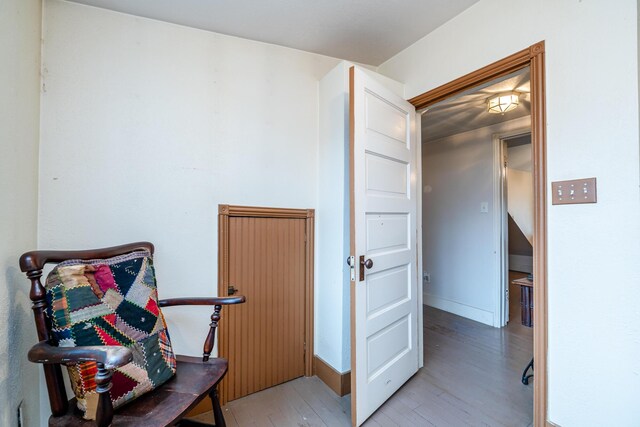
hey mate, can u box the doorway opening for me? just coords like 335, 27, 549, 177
502, 132, 535, 329
419, 66, 534, 425
409, 41, 547, 426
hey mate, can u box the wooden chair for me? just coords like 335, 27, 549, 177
19, 242, 245, 427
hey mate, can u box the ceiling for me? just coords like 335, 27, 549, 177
66, 0, 480, 65
422, 68, 531, 141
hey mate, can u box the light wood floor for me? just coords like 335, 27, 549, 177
191, 284, 533, 427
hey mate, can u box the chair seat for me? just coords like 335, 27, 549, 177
49, 355, 228, 427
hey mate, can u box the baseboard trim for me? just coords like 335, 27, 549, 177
313, 355, 350, 396
424, 293, 494, 326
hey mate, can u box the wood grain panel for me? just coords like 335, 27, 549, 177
226, 216, 305, 401
218, 206, 314, 405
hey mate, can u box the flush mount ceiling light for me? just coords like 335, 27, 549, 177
487, 92, 520, 114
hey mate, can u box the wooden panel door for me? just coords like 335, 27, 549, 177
219, 207, 312, 403
350, 66, 420, 426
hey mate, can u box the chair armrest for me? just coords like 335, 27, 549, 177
29, 341, 131, 427
28, 341, 133, 370
158, 296, 246, 362
158, 296, 246, 307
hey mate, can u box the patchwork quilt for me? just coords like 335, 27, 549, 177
45, 250, 176, 419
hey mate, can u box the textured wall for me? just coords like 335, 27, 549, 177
0, 0, 42, 425
38, 0, 348, 405
379, 0, 640, 424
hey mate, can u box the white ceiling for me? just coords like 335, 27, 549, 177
65, 0, 480, 65
422, 68, 531, 141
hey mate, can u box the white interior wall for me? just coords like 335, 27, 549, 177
317, 62, 351, 372
38, 0, 344, 370
507, 144, 534, 243
316, 62, 405, 373
379, 1, 640, 425
507, 143, 533, 172
0, 0, 42, 425
422, 117, 530, 327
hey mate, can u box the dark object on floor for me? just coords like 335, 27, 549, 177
522, 358, 534, 385
520, 283, 533, 327
20, 242, 245, 427
511, 276, 534, 327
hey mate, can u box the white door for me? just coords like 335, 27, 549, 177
350, 66, 420, 426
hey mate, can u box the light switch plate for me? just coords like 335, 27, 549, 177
552, 178, 597, 205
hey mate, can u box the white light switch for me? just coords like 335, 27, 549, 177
480, 202, 489, 213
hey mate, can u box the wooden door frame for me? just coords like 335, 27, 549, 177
217, 204, 315, 404
408, 41, 548, 427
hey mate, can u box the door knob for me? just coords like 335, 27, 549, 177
359, 255, 373, 282
228, 285, 238, 295
347, 256, 354, 267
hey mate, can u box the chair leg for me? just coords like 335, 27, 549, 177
210, 387, 226, 427
522, 358, 534, 385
